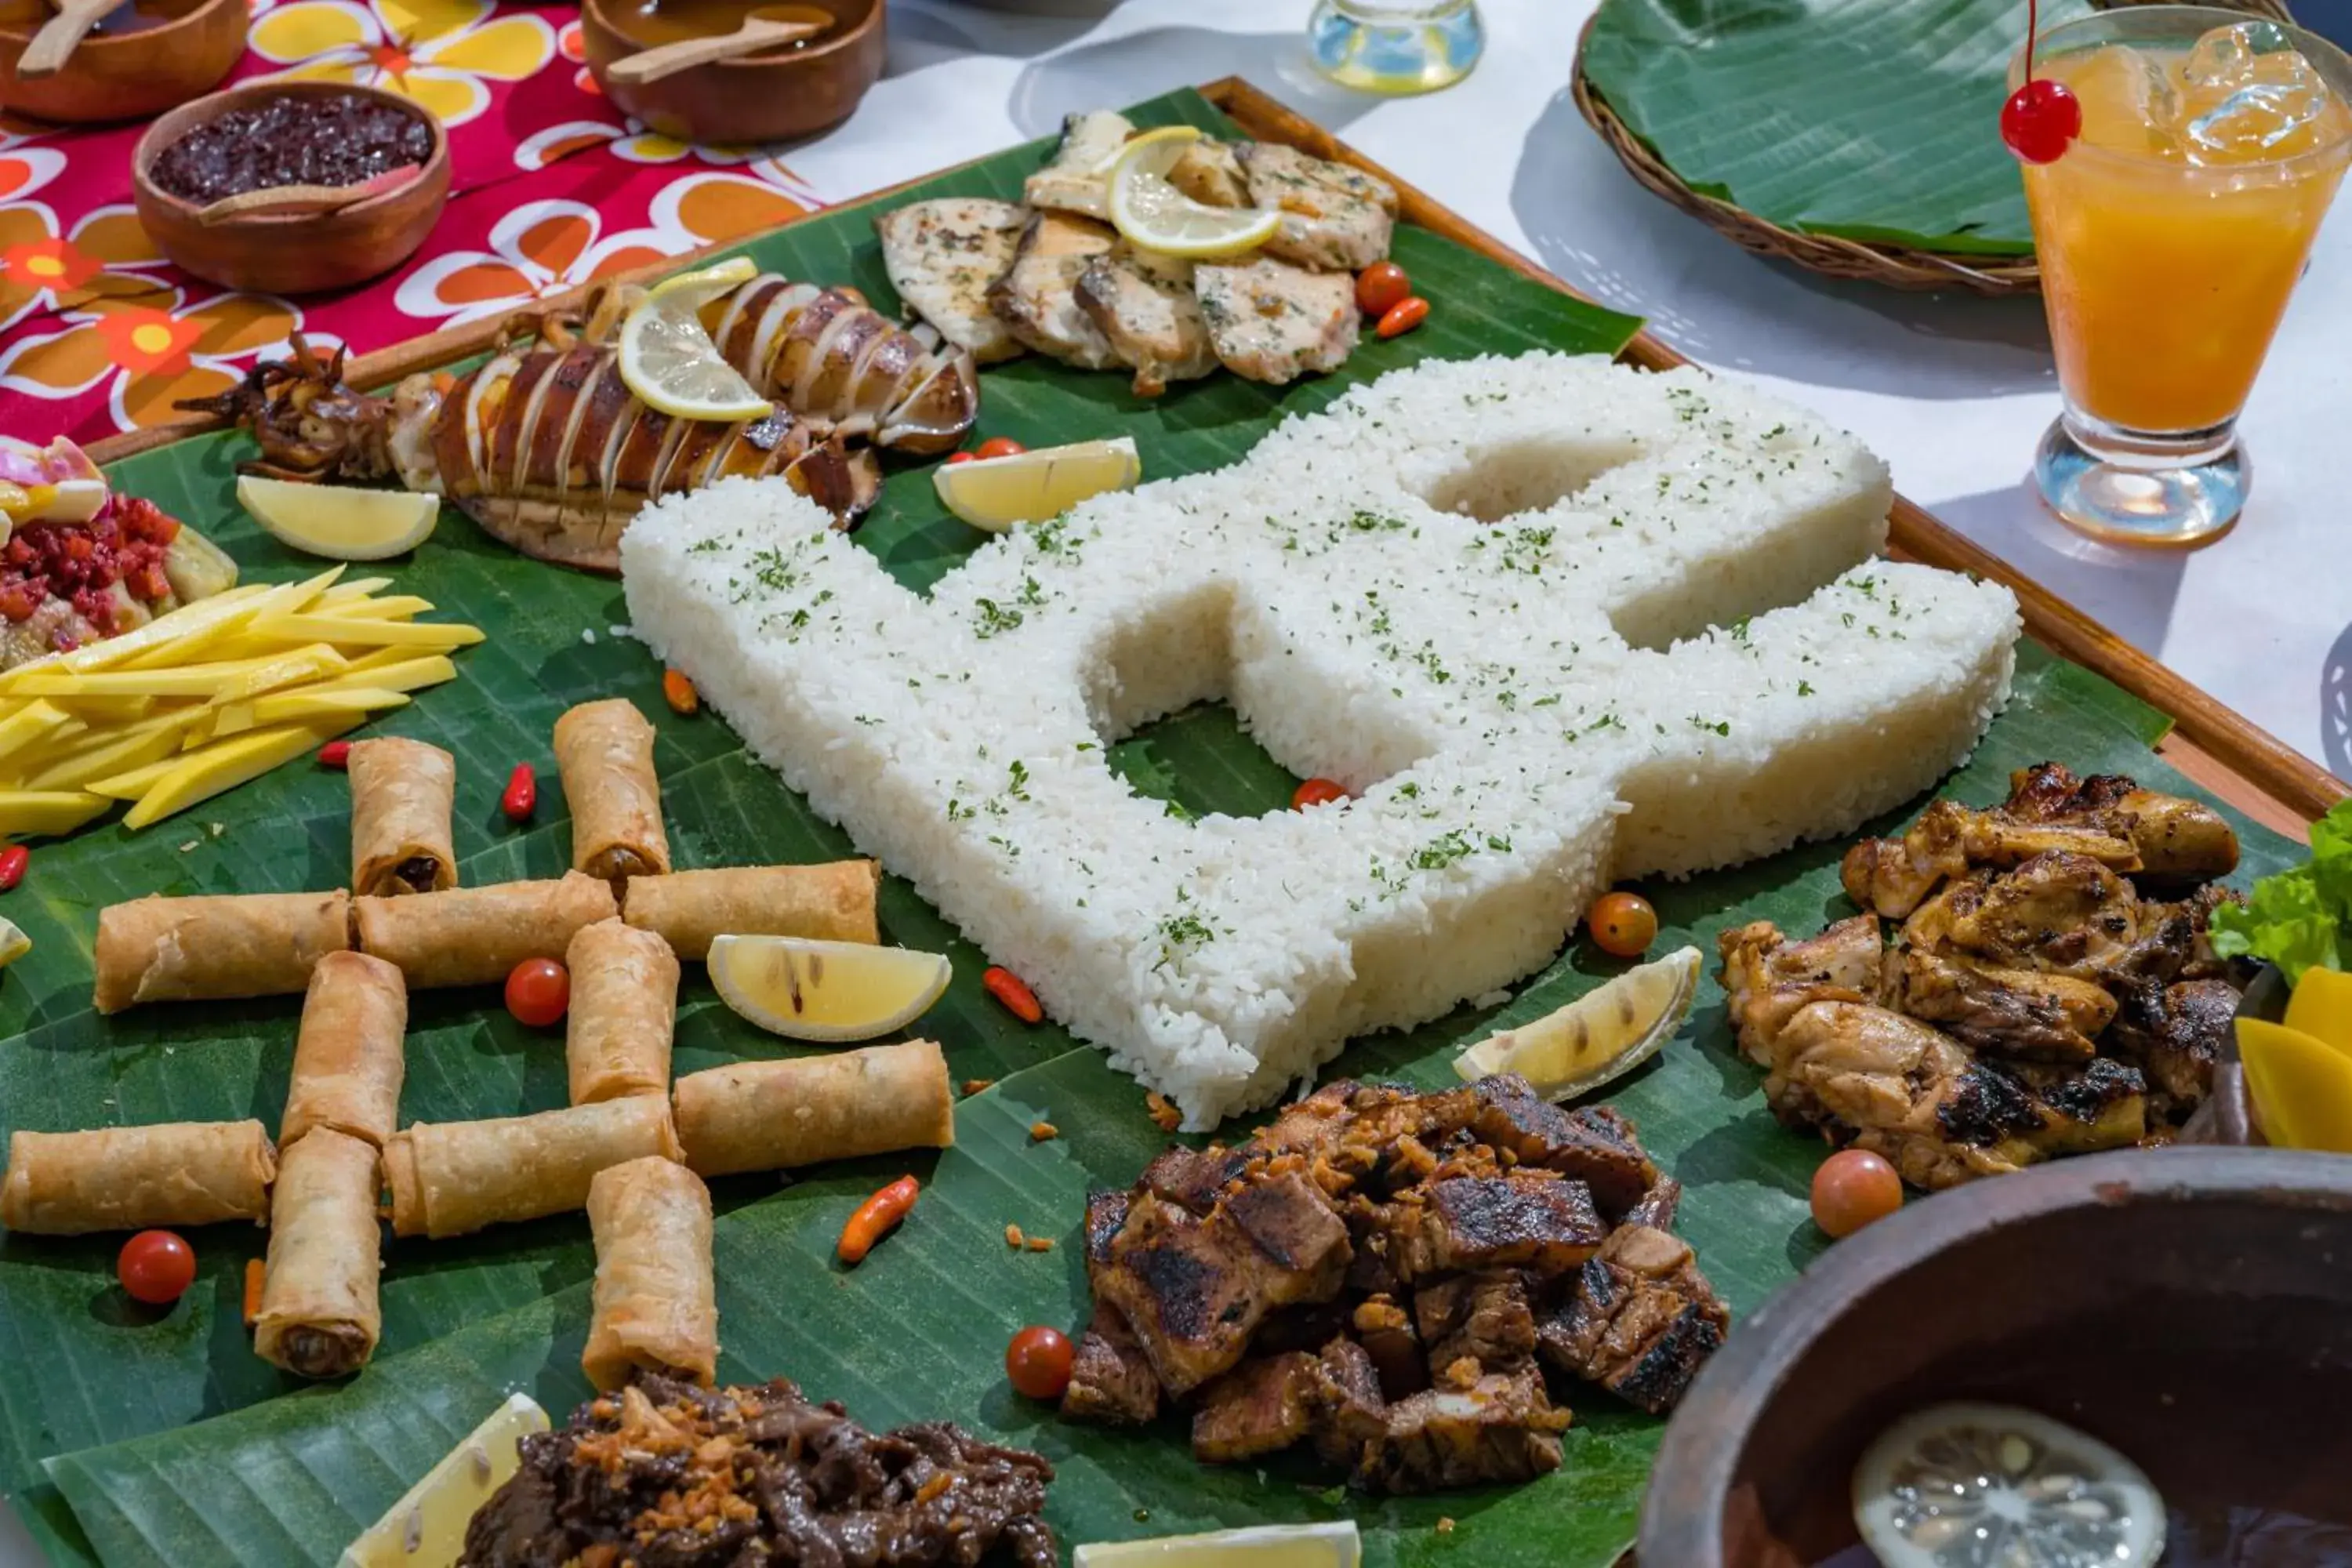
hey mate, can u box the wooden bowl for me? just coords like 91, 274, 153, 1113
0, 0, 246, 125
1639, 1145, 2352, 1565
132, 80, 451, 297
580, 0, 884, 146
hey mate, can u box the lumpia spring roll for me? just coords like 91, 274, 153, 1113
253, 1127, 382, 1379
353, 872, 617, 990
673, 1040, 954, 1179
583, 1156, 717, 1390
383, 1095, 682, 1239
281, 950, 407, 1149
622, 862, 882, 960
0, 1120, 276, 1235
93, 891, 350, 1014
554, 698, 670, 882
347, 736, 458, 896
567, 919, 679, 1106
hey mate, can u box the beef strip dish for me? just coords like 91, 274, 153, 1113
1062, 1074, 1727, 1494
1719, 762, 2249, 1191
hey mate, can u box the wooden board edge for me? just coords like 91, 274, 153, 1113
1198, 77, 2341, 834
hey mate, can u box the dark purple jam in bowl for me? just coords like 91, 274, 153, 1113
150, 91, 434, 205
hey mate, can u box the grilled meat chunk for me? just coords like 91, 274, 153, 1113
874, 198, 1027, 365
2107, 978, 2237, 1120
1538, 1224, 1729, 1416
1903, 852, 2141, 982
1195, 258, 1359, 385
2004, 761, 2239, 881
1414, 1272, 1537, 1373
1168, 140, 1250, 208
1351, 1294, 1429, 1399
1083, 1187, 1130, 1270
1062, 1304, 1160, 1425
1465, 1080, 1661, 1221
1718, 914, 1885, 1068
2012, 1056, 2147, 1156
1624, 1174, 1682, 1232
1236, 142, 1399, 272
1024, 109, 1133, 219
1880, 946, 2114, 1065
1353, 1367, 1570, 1494
1192, 1351, 1321, 1461
989, 212, 1123, 370
1388, 1173, 1606, 1281
1135, 1145, 1247, 1216
1075, 246, 1218, 397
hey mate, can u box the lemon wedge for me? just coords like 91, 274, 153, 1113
338, 1392, 549, 1568
2284, 966, 2352, 1062
0, 914, 27, 969
1107, 125, 1280, 260
619, 257, 772, 423
1453, 945, 1700, 1100
935, 437, 1142, 532
238, 476, 441, 561
708, 935, 952, 1043
1076, 1522, 1361, 1568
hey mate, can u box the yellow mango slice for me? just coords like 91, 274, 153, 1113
2284, 967, 2352, 1063
0, 700, 76, 766
245, 613, 484, 650
0, 789, 110, 837
122, 718, 360, 830
15, 660, 265, 699
0, 584, 270, 688
19, 714, 199, 792
2238, 1017, 2352, 1153
331, 595, 434, 621
205, 644, 348, 704
314, 653, 459, 691
111, 569, 341, 672
314, 577, 394, 604
206, 687, 408, 741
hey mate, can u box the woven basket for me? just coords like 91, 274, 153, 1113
1571, 0, 2299, 296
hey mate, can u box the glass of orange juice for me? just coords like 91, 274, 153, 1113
2013, 6, 2352, 547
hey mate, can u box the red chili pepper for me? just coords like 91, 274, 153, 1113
0, 844, 26, 892
1291, 778, 1348, 811
1375, 296, 1429, 339
983, 965, 1044, 1025
662, 666, 699, 716
317, 740, 352, 770
500, 763, 537, 822
838, 1174, 920, 1265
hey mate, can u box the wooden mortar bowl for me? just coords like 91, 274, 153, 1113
580, 0, 884, 146
1639, 1145, 2352, 1565
0, 0, 246, 125
132, 80, 451, 296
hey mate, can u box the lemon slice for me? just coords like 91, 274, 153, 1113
338, 1392, 548, 1568
708, 935, 952, 1043
1108, 126, 1280, 260
0, 914, 27, 969
935, 437, 1142, 532
1453, 945, 1700, 1100
619, 257, 772, 423
237, 476, 441, 562
1853, 1404, 2164, 1568
1076, 1522, 1360, 1568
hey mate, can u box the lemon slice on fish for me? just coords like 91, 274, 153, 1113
1107, 126, 1279, 260
237, 475, 440, 561
708, 935, 952, 1044
1453, 945, 1700, 1100
935, 437, 1142, 532
1076, 1522, 1361, 1568
338, 1392, 549, 1568
619, 257, 772, 423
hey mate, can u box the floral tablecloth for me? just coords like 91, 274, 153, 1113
0, 0, 835, 445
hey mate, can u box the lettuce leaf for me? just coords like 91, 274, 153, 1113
2211, 797, 2352, 983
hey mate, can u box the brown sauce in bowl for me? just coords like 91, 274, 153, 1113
609, 0, 836, 51
149, 91, 433, 205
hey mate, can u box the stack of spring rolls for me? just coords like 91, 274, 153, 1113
8, 697, 962, 1392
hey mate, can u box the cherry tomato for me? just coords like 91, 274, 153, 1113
1005, 1324, 1075, 1400
1356, 260, 1410, 317
117, 1229, 196, 1306
1587, 890, 1657, 959
1811, 1149, 1904, 1239
1375, 296, 1430, 340
1292, 777, 1348, 811
975, 437, 1027, 461
505, 956, 570, 1027
946, 452, 978, 465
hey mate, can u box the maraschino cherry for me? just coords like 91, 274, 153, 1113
2001, 0, 2082, 164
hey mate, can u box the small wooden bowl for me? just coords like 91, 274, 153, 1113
132, 80, 452, 297
581, 0, 884, 146
0, 0, 246, 125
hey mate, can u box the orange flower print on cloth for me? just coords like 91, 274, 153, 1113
249, 0, 555, 131
394, 198, 684, 328
652, 168, 817, 247
0, 206, 179, 334
0, 290, 306, 430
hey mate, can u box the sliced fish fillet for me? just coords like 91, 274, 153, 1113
1025, 109, 1135, 220
988, 211, 1123, 370
874, 198, 1028, 365
1195, 257, 1360, 386
1075, 245, 1218, 397
1240, 142, 1399, 273
1169, 140, 1250, 209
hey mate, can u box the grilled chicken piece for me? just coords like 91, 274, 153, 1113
1169, 140, 1250, 208
2107, 978, 2238, 1119
1024, 109, 1134, 219
1879, 946, 2115, 1065
1718, 915, 1885, 1068
1192, 1351, 1321, 1461
1195, 258, 1359, 385
1092, 1174, 1352, 1396
2004, 761, 2239, 881
989, 212, 1123, 370
874, 198, 1028, 365
1387, 1173, 1606, 1282
1237, 142, 1399, 272
1062, 1304, 1160, 1425
1903, 852, 2141, 982
1842, 799, 2139, 919
1414, 1272, 1537, 1373
1075, 246, 1218, 397
1353, 1367, 1570, 1494
1537, 1223, 1729, 1416
2011, 1057, 2148, 1156
1351, 1294, 1429, 1400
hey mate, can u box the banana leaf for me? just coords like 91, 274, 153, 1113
1580, 0, 2097, 256
0, 85, 2301, 1568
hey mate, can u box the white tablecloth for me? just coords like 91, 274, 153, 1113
7, 0, 2346, 1558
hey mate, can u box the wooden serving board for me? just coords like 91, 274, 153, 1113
89, 77, 2340, 839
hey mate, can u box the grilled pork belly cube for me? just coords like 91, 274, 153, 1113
1192, 1351, 1322, 1462
1413, 1271, 1537, 1374
1062, 1303, 1160, 1425
1538, 1223, 1729, 1416
1351, 1294, 1429, 1400
1388, 1173, 1606, 1282
1352, 1367, 1569, 1494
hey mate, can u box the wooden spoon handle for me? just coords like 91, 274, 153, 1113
17, 0, 116, 79
604, 18, 823, 85
194, 165, 421, 225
